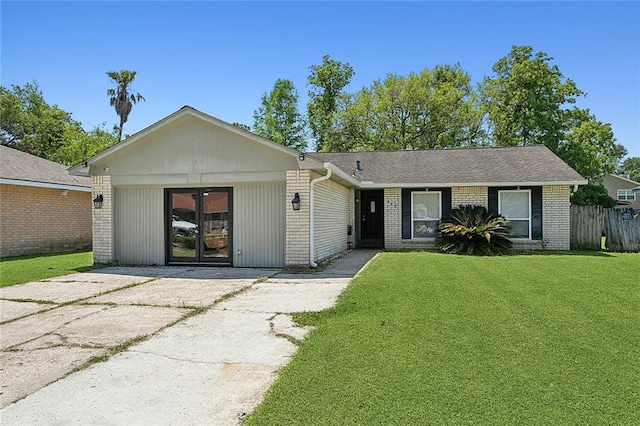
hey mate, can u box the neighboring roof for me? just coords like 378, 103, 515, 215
0, 145, 91, 191
310, 145, 586, 187
605, 173, 640, 186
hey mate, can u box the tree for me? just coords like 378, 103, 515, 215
106, 70, 145, 141
326, 64, 484, 151
571, 183, 617, 207
307, 55, 354, 152
480, 45, 626, 182
557, 109, 626, 181
231, 122, 250, 132
479, 45, 584, 149
1, 82, 74, 159
51, 123, 118, 166
252, 79, 307, 151
618, 157, 640, 182
1, 81, 119, 165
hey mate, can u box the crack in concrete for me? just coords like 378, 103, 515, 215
125, 349, 277, 368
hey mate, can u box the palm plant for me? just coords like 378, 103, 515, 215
106, 70, 145, 141
435, 205, 513, 255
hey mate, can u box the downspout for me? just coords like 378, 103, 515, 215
309, 165, 332, 268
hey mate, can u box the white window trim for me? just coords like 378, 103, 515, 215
617, 189, 636, 201
411, 191, 442, 239
498, 189, 532, 240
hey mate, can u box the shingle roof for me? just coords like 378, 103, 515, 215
0, 145, 91, 188
310, 145, 585, 186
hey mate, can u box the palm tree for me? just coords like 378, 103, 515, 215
106, 70, 145, 141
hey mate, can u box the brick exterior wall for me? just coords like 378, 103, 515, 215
383, 185, 572, 251
542, 185, 571, 250
383, 188, 402, 248
452, 186, 488, 208
92, 176, 113, 263
285, 170, 311, 266
0, 184, 91, 257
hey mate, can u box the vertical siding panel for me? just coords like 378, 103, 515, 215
234, 183, 285, 267
114, 187, 164, 265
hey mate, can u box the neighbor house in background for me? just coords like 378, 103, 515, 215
70, 107, 587, 268
0, 145, 92, 257
603, 174, 640, 211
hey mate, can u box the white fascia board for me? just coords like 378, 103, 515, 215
323, 163, 361, 188
0, 178, 91, 192
608, 174, 640, 186
359, 180, 588, 188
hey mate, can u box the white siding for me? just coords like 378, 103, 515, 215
233, 183, 286, 267
314, 178, 350, 262
113, 187, 164, 265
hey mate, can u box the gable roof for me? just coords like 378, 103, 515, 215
0, 145, 91, 191
309, 145, 586, 187
605, 173, 640, 186
69, 106, 304, 176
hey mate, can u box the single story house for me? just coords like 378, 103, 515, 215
603, 174, 640, 211
70, 106, 587, 268
0, 145, 92, 257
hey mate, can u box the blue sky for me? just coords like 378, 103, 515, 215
2, 1, 639, 157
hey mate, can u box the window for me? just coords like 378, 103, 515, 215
617, 189, 636, 201
411, 192, 441, 238
499, 190, 531, 239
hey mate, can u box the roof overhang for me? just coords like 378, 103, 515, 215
356, 180, 588, 189
0, 178, 91, 192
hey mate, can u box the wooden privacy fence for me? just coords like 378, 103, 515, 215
571, 205, 640, 252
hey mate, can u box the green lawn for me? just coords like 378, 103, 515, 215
246, 252, 640, 425
0, 251, 95, 287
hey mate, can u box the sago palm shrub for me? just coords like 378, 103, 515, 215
435, 205, 513, 255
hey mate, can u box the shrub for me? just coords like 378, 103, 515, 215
435, 205, 513, 255
571, 183, 617, 208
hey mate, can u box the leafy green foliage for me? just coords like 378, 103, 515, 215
106, 70, 145, 141
1, 82, 118, 165
571, 183, 617, 207
306, 55, 354, 152
1, 82, 75, 159
253, 79, 307, 151
326, 64, 484, 151
479, 45, 626, 181
618, 157, 640, 182
435, 205, 512, 255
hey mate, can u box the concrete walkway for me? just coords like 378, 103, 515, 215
0, 250, 379, 425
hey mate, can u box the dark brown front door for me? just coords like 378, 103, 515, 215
360, 190, 384, 248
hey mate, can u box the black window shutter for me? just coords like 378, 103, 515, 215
402, 189, 411, 239
441, 188, 452, 219
527, 186, 543, 240
488, 187, 499, 216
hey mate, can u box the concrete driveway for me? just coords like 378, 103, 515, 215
0, 250, 378, 425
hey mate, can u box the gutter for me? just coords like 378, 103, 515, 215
309, 164, 333, 268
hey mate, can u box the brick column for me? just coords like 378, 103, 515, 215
92, 176, 114, 263
384, 188, 402, 249
542, 185, 571, 250
285, 170, 311, 266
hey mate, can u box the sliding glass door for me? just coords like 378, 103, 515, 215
166, 188, 232, 265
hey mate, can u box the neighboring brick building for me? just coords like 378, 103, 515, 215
0, 145, 92, 257
70, 107, 587, 268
